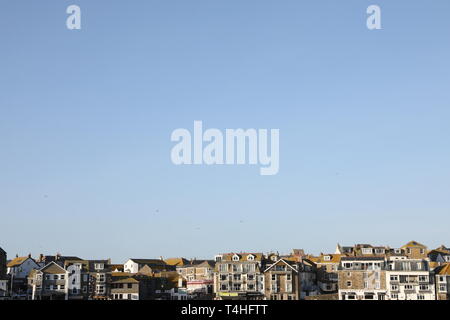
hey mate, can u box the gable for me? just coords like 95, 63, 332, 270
41, 262, 66, 274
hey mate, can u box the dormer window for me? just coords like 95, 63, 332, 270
232, 255, 240, 262
94, 263, 104, 270
247, 255, 255, 261
362, 248, 373, 255
324, 256, 331, 261
271, 256, 277, 262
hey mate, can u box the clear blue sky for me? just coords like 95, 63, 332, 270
1, 0, 449, 263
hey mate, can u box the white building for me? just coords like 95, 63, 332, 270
7, 256, 40, 279
123, 259, 167, 274
386, 258, 435, 300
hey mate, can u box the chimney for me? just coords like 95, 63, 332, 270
28, 253, 32, 258
160, 256, 164, 261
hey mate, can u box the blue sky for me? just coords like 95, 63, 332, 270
1, 0, 449, 263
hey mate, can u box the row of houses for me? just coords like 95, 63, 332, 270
0, 241, 449, 300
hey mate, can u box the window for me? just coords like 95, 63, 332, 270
347, 281, 352, 287
419, 285, 429, 291
128, 283, 133, 289
286, 283, 292, 293
94, 263, 104, 270
362, 248, 373, 255
287, 274, 292, 281
248, 274, 255, 281
247, 255, 255, 261
419, 275, 428, 282
323, 256, 331, 261
391, 285, 399, 291
97, 273, 105, 282
221, 285, 228, 291
60, 275, 65, 280
439, 284, 447, 292
272, 275, 276, 281
418, 294, 425, 300
72, 288, 77, 294
59, 285, 65, 290
391, 294, 398, 299
232, 255, 240, 262
390, 275, 398, 281
405, 285, 414, 290
248, 284, 255, 291
219, 264, 228, 273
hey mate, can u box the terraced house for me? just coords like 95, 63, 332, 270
28, 262, 68, 300
338, 257, 387, 300
64, 259, 90, 300
176, 260, 215, 298
7, 254, 40, 298
309, 253, 342, 293
214, 253, 265, 300
386, 258, 435, 300
435, 264, 450, 300
263, 255, 300, 300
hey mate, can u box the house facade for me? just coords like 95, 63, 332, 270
214, 253, 265, 300
65, 260, 90, 300
28, 262, 69, 300
386, 258, 435, 300
401, 241, 428, 260
338, 257, 387, 300
177, 260, 215, 298
263, 258, 300, 300
124, 259, 170, 274
7, 255, 40, 298
435, 264, 450, 300
311, 254, 342, 293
